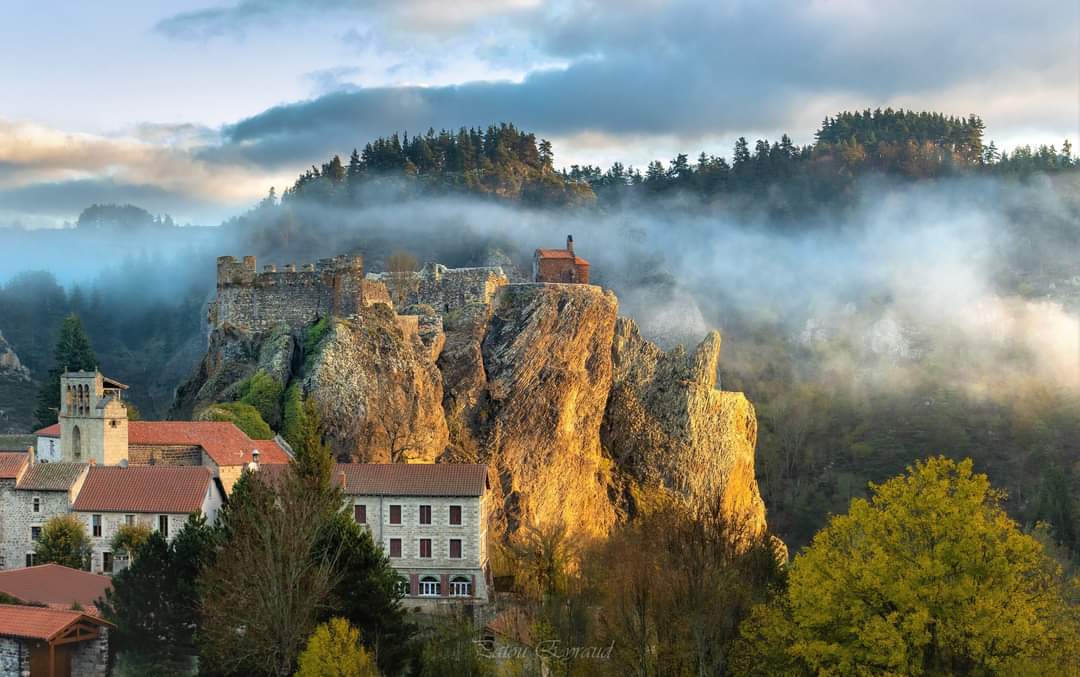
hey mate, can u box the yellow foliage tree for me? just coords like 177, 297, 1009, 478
734, 457, 1080, 676
295, 618, 380, 677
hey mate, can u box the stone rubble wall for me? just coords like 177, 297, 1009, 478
0, 637, 29, 677
368, 263, 508, 314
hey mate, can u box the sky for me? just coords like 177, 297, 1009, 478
0, 0, 1077, 227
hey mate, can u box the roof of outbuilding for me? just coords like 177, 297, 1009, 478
0, 564, 111, 614
34, 421, 291, 467
333, 463, 489, 497
0, 452, 28, 479
72, 466, 213, 513
534, 249, 590, 266
0, 603, 111, 641
15, 462, 87, 491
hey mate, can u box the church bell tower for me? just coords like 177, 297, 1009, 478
58, 371, 129, 465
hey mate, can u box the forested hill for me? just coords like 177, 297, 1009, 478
282, 109, 1077, 213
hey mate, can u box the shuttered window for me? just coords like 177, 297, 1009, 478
389, 505, 401, 524
450, 539, 462, 559
449, 505, 462, 525
420, 539, 432, 558
389, 538, 401, 557
419, 505, 431, 525
354, 504, 366, 524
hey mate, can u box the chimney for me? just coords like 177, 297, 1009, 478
26, 445, 34, 466
338, 470, 347, 491
566, 234, 574, 254
251, 449, 260, 468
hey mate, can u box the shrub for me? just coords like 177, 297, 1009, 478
202, 402, 273, 439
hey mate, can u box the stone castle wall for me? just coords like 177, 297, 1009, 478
368, 263, 508, 314
212, 255, 391, 334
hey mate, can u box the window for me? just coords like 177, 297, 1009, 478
25, 553, 36, 567
354, 504, 366, 524
420, 576, 440, 596
32, 497, 40, 513
125, 514, 135, 526
450, 576, 471, 597
103, 552, 113, 574
30, 526, 41, 542
449, 505, 462, 525
389, 538, 402, 558
389, 505, 401, 524
419, 539, 432, 558
395, 577, 410, 596
158, 515, 169, 537
450, 539, 462, 559
419, 505, 431, 525
92, 514, 102, 538
72, 425, 82, 459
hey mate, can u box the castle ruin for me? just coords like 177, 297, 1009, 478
366, 262, 509, 313
211, 255, 392, 333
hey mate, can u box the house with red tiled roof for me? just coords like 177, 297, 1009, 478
72, 466, 223, 575
0, 603, 111, 676
533, 235, 590, 284
0, 454, 88, 571
0, 564, 111, 616
333, 463, 492, 607
35, 370, 291, 494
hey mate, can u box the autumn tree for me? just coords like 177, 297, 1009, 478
296, 618, 380, 677
733, 457, 1080, 675
109, 522, 152, 563
34, 515, 91, 569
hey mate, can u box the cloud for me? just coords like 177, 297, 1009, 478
197, 0, 1076, 168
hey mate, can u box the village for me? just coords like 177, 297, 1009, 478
0, 238, 592, 677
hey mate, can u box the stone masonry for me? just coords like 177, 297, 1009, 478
0, 638, 29, 677
211, 255, 392, 334
368, 263, 508, 314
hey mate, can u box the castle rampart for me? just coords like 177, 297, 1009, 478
212, 255, 390, 333
368, 262, 509, 313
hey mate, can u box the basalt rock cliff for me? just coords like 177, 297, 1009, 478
174, 280, 769, 542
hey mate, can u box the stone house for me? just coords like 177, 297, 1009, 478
533, 235, 590, 284
0, 455, 88, 571
72, 466, 223, 575
335, 463, 491, 608
0, 603, 110, 677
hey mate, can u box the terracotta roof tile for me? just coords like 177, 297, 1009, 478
534, 249, 590, 266
73, 466, 212, 513
333, 463, 488, 497
0, 603, 110, 641
16, 463, 87, 491
0, 564, 110, 611
0, 452, 27, 479
34, 421, 291, 467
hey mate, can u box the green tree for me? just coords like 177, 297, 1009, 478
34, 314, 97, 428
34, 515, 91, 569
735, 457, 1080, 675
296, 618, 380, 677
100, 515, 218, 669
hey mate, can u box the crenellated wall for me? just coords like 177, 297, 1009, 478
368, 262, 508, 313
211, 255, 391, 333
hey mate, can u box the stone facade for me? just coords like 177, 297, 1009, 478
69, 629, 108, 677
58, 372, 128, 466
211, 255, 392, 334
79, 509, 199, 574
533, 235, 590, 284
352, 493, 490, 606
128, 444, 203, 466
368, 263, 508, 314
0, 471, 86, 571
0, 638, 28, 677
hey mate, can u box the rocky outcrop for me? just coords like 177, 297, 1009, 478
304, 304, 448, 463
176, 276, 770, 545
0, 332, 29, 382
603, 318, 766, 534
471, 284, 619, 540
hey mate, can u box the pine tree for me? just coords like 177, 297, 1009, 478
33, 314, 97, 428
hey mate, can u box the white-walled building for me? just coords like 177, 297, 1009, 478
72, 466, 224, 574
335, 463, 491, 607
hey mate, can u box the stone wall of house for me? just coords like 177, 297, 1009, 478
0, 637, 29, 677
128, 444, 203, 466
211, 255, 391, 334
0, 485, 76, 570
368, 263, 508, 314
70, 628, 108, 677
349, 492, 489, 601
80, 511, 190, 574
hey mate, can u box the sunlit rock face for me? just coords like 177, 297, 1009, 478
177, 275, 772, 546
604, 318, 767, 535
